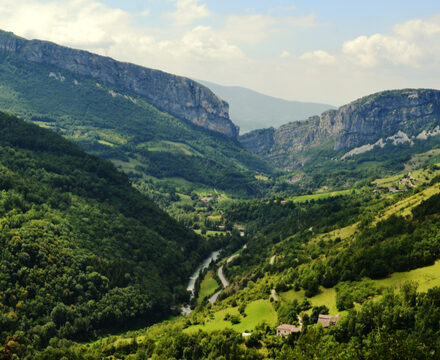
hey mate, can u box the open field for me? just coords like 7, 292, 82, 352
280, 261, 440, 316
185, 299, 277, 333
374, 260, 440, 292
378, 183, 440, 221
286, 190, 352, 203
197, 271, 219, 303
194, 229, 226, 237
280, 287, 339, 315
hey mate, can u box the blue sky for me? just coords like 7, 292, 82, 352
1, 0, 440, 105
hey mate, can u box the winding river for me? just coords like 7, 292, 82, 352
181, 250, 221, 315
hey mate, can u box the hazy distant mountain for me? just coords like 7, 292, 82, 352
199, 80, 335, 133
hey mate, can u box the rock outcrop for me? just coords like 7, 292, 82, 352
241, 89, 440, 168
0, 30, 238, 138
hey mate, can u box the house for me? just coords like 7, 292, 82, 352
318, 314, 341, 328
276, 323, 302, 337
400, 177, 416, 187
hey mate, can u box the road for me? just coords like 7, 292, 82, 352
270, 255, 276, 265
209, 252, 243, 303
217, 265, 229, 288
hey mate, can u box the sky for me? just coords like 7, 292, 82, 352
1, 0, 440, 105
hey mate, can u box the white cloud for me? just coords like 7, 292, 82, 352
221, 14, 317, 44
0, 0, 129, 50
1, 0, 440, 106
141, 9, 150, 17
0, 0, 242, 66
176, 26, 245, 61
167, 0, 210, 27
393, 18, 440, 40
341, 17, 440, 68
300, 50, 336, 65
342, 34, 422, 67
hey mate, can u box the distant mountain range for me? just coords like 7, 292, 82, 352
199, 80, 335, 133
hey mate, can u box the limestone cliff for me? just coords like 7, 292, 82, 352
0, 30, 238, 138
241, 89, 440, 168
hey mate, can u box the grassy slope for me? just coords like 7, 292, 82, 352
184, 299, 277, 333
280, 261, 440, 315
197, 271, 220, 302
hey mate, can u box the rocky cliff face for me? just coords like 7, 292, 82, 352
0, 30, 238, 139
241, 89, 440, 168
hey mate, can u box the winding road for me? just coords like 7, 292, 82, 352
209, 252, 243, 303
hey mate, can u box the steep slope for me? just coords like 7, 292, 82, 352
241, 89, 440, 188
200, 80, 334, 133
0, 30, 238, 138
0, 31, 273, 200
0, 112, 210, 348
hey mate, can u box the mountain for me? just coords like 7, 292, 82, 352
241, 89, 440, 188
0, 30, 273, 200
199, 80, 335, 133
0, 30, 238, 139
0, 111, 210, 348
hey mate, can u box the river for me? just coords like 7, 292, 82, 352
181, 250, 221, 315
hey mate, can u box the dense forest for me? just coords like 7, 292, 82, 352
0, 112, 214, 355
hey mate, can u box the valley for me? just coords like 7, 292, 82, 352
1, 29, 440, 360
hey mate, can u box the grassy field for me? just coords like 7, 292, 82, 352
373, 260, 440, 292
197, 271, 219, 303
378, 183, 440, 221
286, 190, 352, 203
314, 223, 358, 244
255, 174, 270, 181
185, 299, 277, 333
146, 140, 203, 157
280, 287, 340, 315
373, 173, 402, 187
194, 229, 226, 237
280, 261, 440, 316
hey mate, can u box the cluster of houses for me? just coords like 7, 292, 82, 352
373, 174, 417, 194
276, 314, 341, 337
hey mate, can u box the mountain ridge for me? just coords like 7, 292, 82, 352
0, 29, 239, 139
241, 88, 440, 169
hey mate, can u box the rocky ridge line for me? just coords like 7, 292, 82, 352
0, 30, 239, 139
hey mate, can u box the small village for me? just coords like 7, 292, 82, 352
276, 314, 341, 337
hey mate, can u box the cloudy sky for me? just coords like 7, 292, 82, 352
1, 0, 440, 105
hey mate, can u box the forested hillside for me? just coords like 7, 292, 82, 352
0, 112, 212, 356
29, 170, 440, 359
